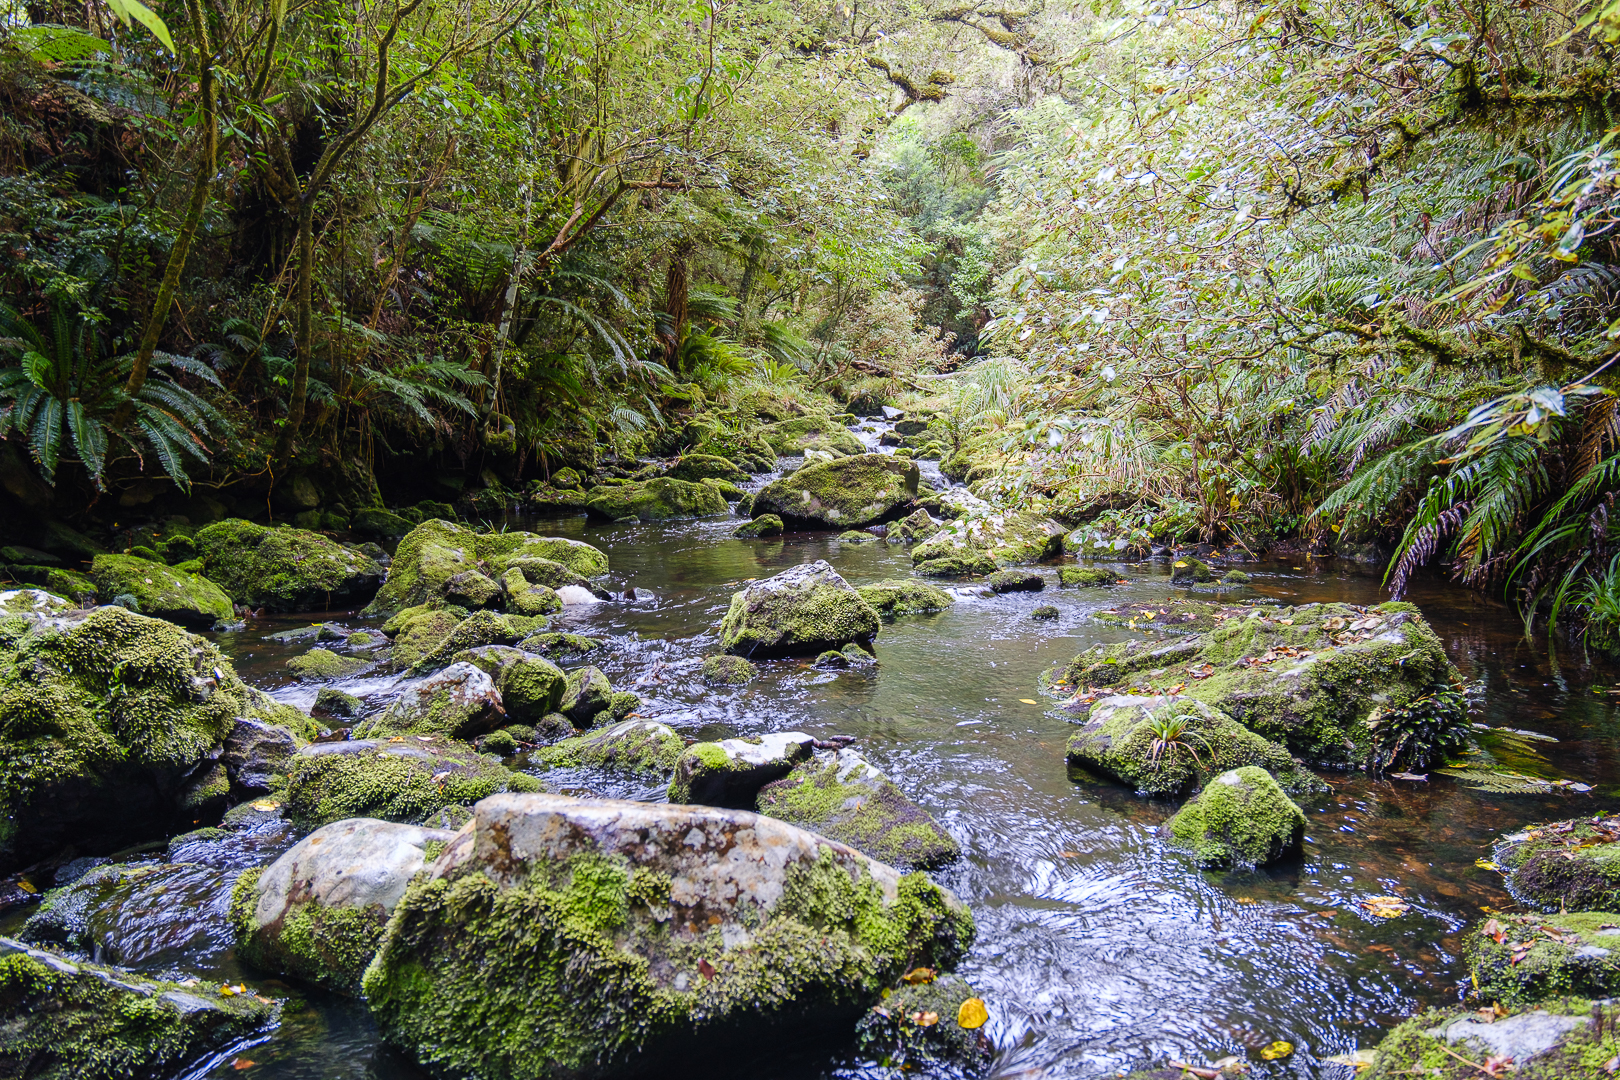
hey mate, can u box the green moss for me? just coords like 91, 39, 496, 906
1464, 912, 1620, 1007
913, 509, 1061, 569
283, 742, 542, 829
517, 632, 605, 659
233, 868, 388, 995
532, 720, 685, 775
584, 477, 729, 521
734, 514, 784, 538
386, 606, 466, 671
914, 552, 996, 577
854, 973, 992, 1075
1167, 766, 1306, 866
1060, 566, 1115, 587
758, 753, 961, 871
752, 455, 920, 528
409, 610, 549, 674
503, 568, 563, 617
196, 519, 383, 611
287, 647, 368, 679
89, 555, 233, 628
839, 530, 877, 543
668, 454, 746, 483
1494, 816, 1620, 912
701, 654, 758, 686
0, 946, 278, 1079
857, 580, 954, 617
365, 519, 608, 616
718, 562, 881, 658
1220, 569, 1251, 584
1366, 1003, 1620, 1080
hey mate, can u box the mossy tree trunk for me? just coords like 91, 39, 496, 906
662, 239, 693, 373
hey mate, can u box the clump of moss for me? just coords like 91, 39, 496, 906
854, 973, 993, 1076
1167, 766, 1305, 866
195, 519, 384, 611
287, 647, 369, 680
364, 519, 608, 616
701, 654, 758, 686
1032, 605, 1059, 620
718, 560, 881, 658
409, 610, 549, 673
584, 477, 730, 521
1365, 1002, 1620, 1080
857, 580, 954, 617
517, 632, 605, 659
230, 867, 389, 995
733, 515, 784, 538
1495, 816, 1620, 911
532, 720, 685, 775
283, 742, 542, 829
0, 943, 279, 1078
1464, 911, 1620, 1007
752, 455, 920, 529
1059, 566, 1115, 587
88, 555, 233, 629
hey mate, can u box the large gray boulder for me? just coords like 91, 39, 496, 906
363, 793, 975, 1080
231, 818, 457, 994
750, 454, 920, 529
719, 560, 880, 658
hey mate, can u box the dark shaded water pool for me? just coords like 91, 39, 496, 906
47, 503, 1620, 1080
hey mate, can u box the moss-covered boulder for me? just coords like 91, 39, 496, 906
283, 739, 542, 830
719, 560, 881, 658
286, 646, 369, 680
1365, 1003, 1617, 1080
734, 514, 784, 538
1463, 912, 1620, 1008
1220, 569, 1251, 585
857, 579, 955, 617
558, 665, 614, 727
0, 606, 308, 872
355, 662, 506, 740
1166, 766, 1305, 867
1493, 815, 1620, 912
517, 631, 605, 660
407, 609, 549, 674
195, 519, 383, 611
886, 508, 941, 544
668, 454, 746, 483
1064, 696, 1319, 798
501, 556, 598, 595
88, 555, 232, 629
1060, 566, 1116, 587
362, 793, 974, 1080
0, 937, 279, 1079
701, 654, 758, 686
985, 569, 1043, 593
1056, 601, 1467, 770
383, 603, 466, 670
365, 519, 607, 617
502, 567, 563, 617
761, 415, 865, 455
914, 551, 997, 578
752, 454, 920, 529
231, 818, 458, 994
668, 732, 815, 807
453, 646, 567, 724
839, 530, 878, 543
1171, 557, 1213, 583
854, 972, 993, 1076
531, 719, 686, 775
912, 509, 1063, 572
584, 477, 729, 521
757, 750, 960, 871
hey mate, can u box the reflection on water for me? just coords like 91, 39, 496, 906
193, 511, 1620, 1079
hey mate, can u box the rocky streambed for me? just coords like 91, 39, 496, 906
4, 434, 1620, 1080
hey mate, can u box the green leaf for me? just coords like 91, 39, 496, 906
104, 0, 176, 53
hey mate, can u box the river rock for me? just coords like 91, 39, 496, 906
0, 606, 311, 873
382, 603, 465, 669
1369, 1003, 1598, 1080
22, 860, 237, 967
283, 738, 541, 829
1059, 601, 1467, 769
452, 645, 566, 723
913, 509, 1063, 573
885, 508, 940, 545
734, 514, 784, 538
0, 587, 74, 617
760, 415, 866, 455
362, 793, 975, 1079
719, 560, 881, 658
701, 654, 758, 686
985, 569, 1043, 593
231, 818, 457, 994
195, 519, 384, 611
88, 554, 232, 629
286, 646, 369, 679
1170, 557, 1213, 583
502, 567, 563, 617
856, 579, 955, 617
1463, 911, 1620, 1008
0, 936, 278, 1077
355, 662, 506, 740
532, 719, 685, 774
502, 555, 602, 595
1493, 815, 1620, 912
584, 476, 729, 521
757, 749, 961, 871
517, 631, 605, 660
223, 717, 298, 794
854, 972, 993, 1075
559, 664, 613, 726
668, 453, 747, 483
364, 519, 607, 617
407, 609, 549, 673
1060, 566, 1115, 587
1165, 766, 1305, 866
751, 454, 920, 529
667, 732, 815, 806
1064, 696, 1319, 797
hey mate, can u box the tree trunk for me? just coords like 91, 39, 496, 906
662, 240, 692, 372
274, 197, 316, 461
118, 0, 216, 423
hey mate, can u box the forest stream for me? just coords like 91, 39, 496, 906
5, 421, 1615, 1080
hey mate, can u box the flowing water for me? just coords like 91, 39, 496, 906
15, 426, 1620, 1080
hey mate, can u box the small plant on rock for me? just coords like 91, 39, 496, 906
1365, 683, 1470, 773
1144, 714, 1210, 771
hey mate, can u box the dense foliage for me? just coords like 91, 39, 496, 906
1, 0, 1618, 635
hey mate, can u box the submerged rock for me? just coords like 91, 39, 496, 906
355, 662, 506, 740
1463, 911, 1620, 1008
195, 519, 383, 611
1064, 696, 1319, 798
757, 750, 961, 871
282, 739, 542, 829
719, 560, 881, 658
668, 732, 815, 806
1493, 815, 1620, 912
1057, 601, 1467, 770
0, 606, 310, 873
701, 653, 758, 686
362, 793, 974, 1080
751, 454, 921, 529
734, 514, 784, 538
232, 818, 456, 994
88, 554, 232, 629
531, 719, 685, 775
856, 579, 954, 617
22, 860, 237, 967
364, 519, 606, 617
854, 972, 993, 1076
584, 476, 729, 521
0, 936, 278, 1078
1165, 766, 1305, 866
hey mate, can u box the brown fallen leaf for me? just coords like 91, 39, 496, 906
231, 1060, 256, 1071
697, 958, 716, 980
914, 1011, 939, 1027
902, 967, 937, 984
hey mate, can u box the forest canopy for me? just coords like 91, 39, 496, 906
1, 0, 1619, 636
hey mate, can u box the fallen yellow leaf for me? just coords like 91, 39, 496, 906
1360, 896, 1410, 918
16, 879, 35, 894
901, 967, 936, 985
957, 997, 989, 1029
1019, 698, 1038, 704
1259, 1041, 1294, 1061
251, 800, 279, 812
